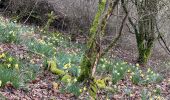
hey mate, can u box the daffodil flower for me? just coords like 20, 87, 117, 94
7, 64, 11, 68
79, 89, 82, 93
140, 74, 144, 77
136, 63, 139, 67
127, 69, 131, 73
147, 68, 151, 73
15, 64, 19, 70
8, 57, 13, 62
83, 87, 87, 91
0, 80, 2, 87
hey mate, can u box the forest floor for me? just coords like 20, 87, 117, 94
0, 16, 169, 99
0, 42, 169, 100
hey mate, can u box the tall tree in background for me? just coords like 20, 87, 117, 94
122, 0, 158, 66
135, 0, 158, 65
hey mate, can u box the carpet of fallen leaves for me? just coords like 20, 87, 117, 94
0, 43, 170, 100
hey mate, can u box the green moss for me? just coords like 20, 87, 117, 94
100, 1, 114, 35
90, 0, 106, 35
78, 0, 106, 82
136, 1, 157, 65
77, 55, 92, 82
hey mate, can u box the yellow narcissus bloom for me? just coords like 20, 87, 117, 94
15, 64, 19, 70
79, 89, 82, 93
83, 87, 87, 91
130, 93, 134, 97
146, 77, 150, 80
67, 79, 71, 83
153, 89, 156, 92
0, 47, 3, 51
64, 63, 71, 69
136, 63, 139, 67
122, 62, 127, 64
0, 53, 5, 58
8, 57, 13, 62
7, 64, 11, 68
52, 82, 59, 90
147, 68, 151, 73
130, 76, 132, 79
140, 74, 144, 77
127, 69, 131, 73
0, 80, 2, 87
30, 60, 35, 64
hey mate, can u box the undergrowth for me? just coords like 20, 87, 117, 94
0, 16, 167, 99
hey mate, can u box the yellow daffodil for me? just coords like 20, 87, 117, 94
83, 87, 87, 91
136, 63, 139, 67
67, 79, 71, 83
153, 89, 156, 92
147, 68, 151, 73
30, 60, 35, 64
73, 78, 77, 82
146, 77, 149, 80
15, 64, 19, 70
7, 64, 11, 68
0, 47, 3, 51
157, 96, 161, 100
8, 57, 13, 62
130, 93, 134, 97
79, 89, 82, 93
127, 69, 131, 73
140, 74, 144, 77
0, 53, 5, 58
64, 63, 71, 69
0, 80, 2, 87
123, 62, 127, 64
130, 76, 132, 79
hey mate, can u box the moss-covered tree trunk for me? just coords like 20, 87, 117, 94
136, 0, 158, 65
78, 0, 120, 82
77, 0, 107, 82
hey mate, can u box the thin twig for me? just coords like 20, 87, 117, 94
101, 10, 129, 57
156, 23, 170, 55
23, 0, 38, 24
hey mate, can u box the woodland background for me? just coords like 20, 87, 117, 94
0, 0, 169, 99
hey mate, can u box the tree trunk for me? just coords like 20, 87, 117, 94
77, 0, 107, 82
78, 0, 120, 82
136, 0, 158, 65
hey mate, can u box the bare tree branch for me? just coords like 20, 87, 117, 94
101, 11, 128, 57
121, 0, 139, 36
156, 23, 170, 55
